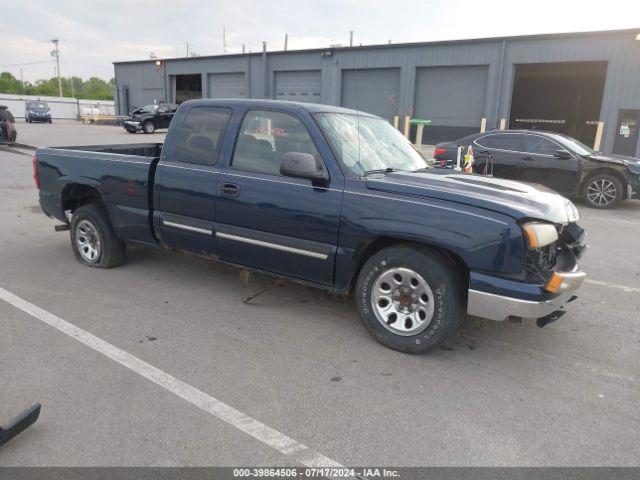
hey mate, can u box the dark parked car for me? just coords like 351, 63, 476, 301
25, 101, 52, 123
35, 99, 586, 354
434, 130, 640, 209
0, 105, 17, 144
123, 103, 177, 134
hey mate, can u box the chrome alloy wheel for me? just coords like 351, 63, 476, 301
75, 219, 101, 263
371, 267, 435, 336
587, 178, 617, 207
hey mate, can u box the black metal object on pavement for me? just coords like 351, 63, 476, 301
0, 403, 41, 447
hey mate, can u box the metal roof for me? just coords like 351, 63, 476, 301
113, 27, 640, 65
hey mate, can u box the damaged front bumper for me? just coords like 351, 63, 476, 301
466, 269, 586, 323
627, 177, 640, 200
123, 120, 142, 132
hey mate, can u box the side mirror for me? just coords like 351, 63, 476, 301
554, 150, 573, 160
280, 152, 328, 184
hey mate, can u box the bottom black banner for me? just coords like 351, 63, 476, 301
0, 468, 638, 480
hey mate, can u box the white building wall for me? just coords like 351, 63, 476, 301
0, 93, 115, 119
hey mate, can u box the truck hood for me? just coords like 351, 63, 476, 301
365, 169, 580, 224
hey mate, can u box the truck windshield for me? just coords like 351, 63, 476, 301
316, 113, 428, 176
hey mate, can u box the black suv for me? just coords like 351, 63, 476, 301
25, 101, 52, 123
434, 130, 640, 209
123, 103, 177, 134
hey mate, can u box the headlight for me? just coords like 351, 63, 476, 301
522, 222, 558, 249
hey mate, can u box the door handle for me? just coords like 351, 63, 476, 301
219, 183, 240, 197
521, 156, 534, 161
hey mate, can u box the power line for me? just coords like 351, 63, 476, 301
0, 60, 53, 68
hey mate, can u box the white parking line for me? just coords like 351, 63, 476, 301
0, 285, 344, 469
585, 279, 640, 293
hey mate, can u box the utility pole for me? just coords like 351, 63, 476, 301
349, 31, 354, 47
51, 38, 62, 97
19, 67, 24, 92
185, 42, 190, 57
262, 42, 268, 98
223, 27, 228, 54
284, 33, 288, 51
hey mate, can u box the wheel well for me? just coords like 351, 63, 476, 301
581, 169, 628, 196
348, 237, 469, 292
61, 184, 103, 213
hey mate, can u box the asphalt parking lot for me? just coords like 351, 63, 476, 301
1, 121, 639, 468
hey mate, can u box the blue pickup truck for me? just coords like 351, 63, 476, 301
35, 99, 587, 354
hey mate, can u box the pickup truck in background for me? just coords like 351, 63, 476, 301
35, 99, 587, 354
123, 103, 178, 134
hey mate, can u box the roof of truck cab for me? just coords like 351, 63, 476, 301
178, 98, 378, 117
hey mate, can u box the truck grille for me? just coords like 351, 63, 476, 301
525, 243, 557, 283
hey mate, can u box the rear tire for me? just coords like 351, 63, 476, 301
355, 245, 464, 354
583, 173, 623, 209
70, 204, 125, 268
143, 121, 155, 134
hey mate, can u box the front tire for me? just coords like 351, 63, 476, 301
70, 204, 126, 268
142, 121, 155, 134
583, 173, 623, 209
355, 245, 464, 354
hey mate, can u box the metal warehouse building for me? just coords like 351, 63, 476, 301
114, 28, 640, 156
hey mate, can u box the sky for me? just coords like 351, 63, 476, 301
1, 0, 639, 83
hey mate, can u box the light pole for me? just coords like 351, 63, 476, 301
51, 38, 62, 97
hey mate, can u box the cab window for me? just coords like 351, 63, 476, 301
173, 107, 231, 165
231, 110, 321, 176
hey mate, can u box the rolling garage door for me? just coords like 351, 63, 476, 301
341, 68, 400, 122
274, 71, 321, 103
208, 73, 246, 98
414, 65, 488, 143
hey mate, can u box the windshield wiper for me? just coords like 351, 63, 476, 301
361, 167, 404, 177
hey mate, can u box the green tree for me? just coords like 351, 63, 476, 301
0, 71, 113, 100
0, 72, 25, 94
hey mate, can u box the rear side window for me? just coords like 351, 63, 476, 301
231, 110, 321, 176
172, 107, 231, 165
476, 134, 523, 152
524, 135, 562, 155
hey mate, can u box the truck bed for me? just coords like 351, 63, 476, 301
36, 143, 162, 246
